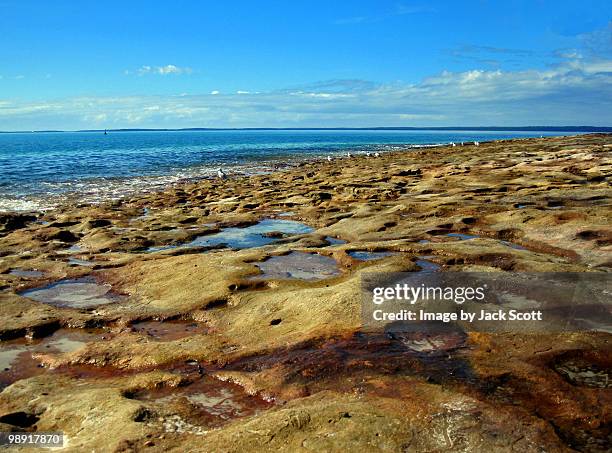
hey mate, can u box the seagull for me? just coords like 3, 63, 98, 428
474, 141, 480, 146
217, 168, 227, 179
327, 155, 333, 162
374, 152, 380, 158
451, 142, 456, 147
365, 151, 372, 157
347, 152, 353, 158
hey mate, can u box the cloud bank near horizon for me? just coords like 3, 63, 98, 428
1, 29, 611, 131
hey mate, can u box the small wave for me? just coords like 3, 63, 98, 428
0, 197, 52, 212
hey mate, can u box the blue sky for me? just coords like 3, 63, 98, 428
0, 0, 611, 130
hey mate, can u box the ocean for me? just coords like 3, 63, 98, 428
0, 129, 569, 211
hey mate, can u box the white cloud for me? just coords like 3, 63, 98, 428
210, 90, 220, 95
157, 64, 183, 75
133, 64, 193, 76
288, 91, 356, 100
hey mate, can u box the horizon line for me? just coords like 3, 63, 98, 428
1, 125, 612, 134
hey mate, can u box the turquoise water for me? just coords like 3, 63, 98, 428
0, 129, 565, 211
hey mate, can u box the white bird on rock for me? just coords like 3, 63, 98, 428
347, 152, 353, 158
217, 168, 227, 179
327, 155, 332, 162
374, 152, 380, 157
474, 141, 480, 146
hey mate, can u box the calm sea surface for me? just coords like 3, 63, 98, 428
0, 129, 569, 211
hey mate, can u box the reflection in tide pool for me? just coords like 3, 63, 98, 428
9, 269, 44, 278
20, 277, 121, 308
348, 250, 395, 261
251, 252, 340, 281
188, 219, 313, 250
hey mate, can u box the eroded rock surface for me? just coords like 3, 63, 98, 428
0, 134, 610, 452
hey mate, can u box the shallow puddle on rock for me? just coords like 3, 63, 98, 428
415, 256, 441, 272
0, 348, 41, 389
132, 375, 273, 429
500, 240, 527, 251
0, 328, 107, 388
20, 276, 122, 309
145, 244, 182, 253
447, 233, 478, 241
132, 207, 152, 221
0, 348, 26, 372
325, 236, 347, 245
9, 269, 44, 278
446, 233, 527, 251
67, 257, 96, 267
348, 250, 395, 261
57, 244, 84, 255
189, 219, 314, 250
132, 320, 210, 341
250, 252, 341, 281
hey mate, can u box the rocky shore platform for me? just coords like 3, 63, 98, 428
0, 134, 610, 452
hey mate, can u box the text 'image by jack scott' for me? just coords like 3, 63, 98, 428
0, 1, 610, 452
